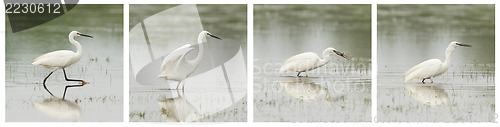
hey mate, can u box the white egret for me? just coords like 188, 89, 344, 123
279, 47, 347, 77
32, 31, 93, 99
158, 31, 221, 90
404, 41, 471, 83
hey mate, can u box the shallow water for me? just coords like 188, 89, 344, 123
253, 5, 372, 122
377, 5, 495, 122
5, 5, 123, 122
129, 88, 247, 122
254, 59, 371, 122
378, 65, 495, 122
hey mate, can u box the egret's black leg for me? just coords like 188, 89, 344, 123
63, 68, 86, 84
63, 84, 84, 99
43, 71, 55, 97
181, 81, 185, 90
421, 78, 430, 84
297, 72, 301, 77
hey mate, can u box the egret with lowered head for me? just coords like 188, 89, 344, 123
32, 31, 93, 99
158, 31, 221, 90
279, 47, 347, 77
404, 41, 471, 83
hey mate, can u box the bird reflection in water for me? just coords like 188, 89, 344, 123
279, 77, 344, 105
158, 90, 201, 122
404, 83, 461, 122
33, 97, 82, 122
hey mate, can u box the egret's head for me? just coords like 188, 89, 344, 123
201, 31, 222, 40
70, 31, 93, 38
451, 41, 471, 47
324, 47, 347, 59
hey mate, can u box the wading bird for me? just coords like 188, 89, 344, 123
32, 31, 93, 99
404, 41, 471, 83
158, 31, 221, 90
279, 47, 347, 77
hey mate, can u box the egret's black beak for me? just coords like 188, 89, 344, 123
457, 43, 471, 47
77, 33, 93, 38
207, 33, 222, 40
334, 50, 347, 59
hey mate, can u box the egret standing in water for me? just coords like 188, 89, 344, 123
158, 31, 221, 90
279, 47, 347, 77
404, 41, 471, 83
32, 31, 93, 99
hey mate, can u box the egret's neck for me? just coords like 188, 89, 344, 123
443, 45, 455, 68
69, 35, 83, 58
197, 32, 205, 44
317, 54, 331, 67
190, 33, 206, 66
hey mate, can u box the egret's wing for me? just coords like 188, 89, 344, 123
280, 52, 319, 72
404, 59, 442, 82
282, 52, 318, 65
32, 50, 76, 69
171, 44, 192, 53
161, 44, 194, 75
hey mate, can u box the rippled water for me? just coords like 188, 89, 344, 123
129, 88, 247, 122
5, 5, 123, 122
254, 60, 371, 122
377, 4, 495, 122
378, 65, 495, 122
254, 4, 372, 122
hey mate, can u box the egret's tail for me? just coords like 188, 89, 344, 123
403, 78, 409, 82
278, 67, 286, 73
403, 75, 414, 82
31, 59, 41, 65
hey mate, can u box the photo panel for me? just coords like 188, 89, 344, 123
253, 4, 372, 122
377, 4, 495, 122
129, 4, 248, 122
5, 3, 124, 122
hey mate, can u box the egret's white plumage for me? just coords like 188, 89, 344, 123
158, 31, 221, 90
32, 30, 93, 99
32, 31, 90, 71
32, 50, 80, 71
404, 41, 471, 83
279, 47, 347, 77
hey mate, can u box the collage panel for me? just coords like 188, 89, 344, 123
129, 4, 247, 122
377, 4, 495, 122
5, 4, 124, 122
253, 4, 372, 122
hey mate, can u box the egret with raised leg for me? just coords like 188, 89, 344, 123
158, 31, 222, 90
32, 30, 93, 99
404, 41, 471, 83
